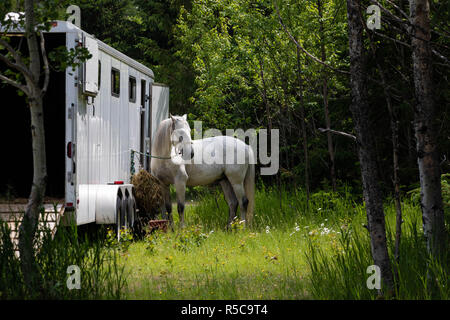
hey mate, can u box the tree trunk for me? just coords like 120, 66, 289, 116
392, 121, 403, 264
18, 96, 47, 292
18, 0, 47, 293
318, 0, 337, 192
409, 0, 446, 260
362, 6, 404, 265
296, 47, 310, 205
258, 58, 272, 134
346, 0, 394, 295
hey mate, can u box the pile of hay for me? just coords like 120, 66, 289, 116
131, 170, 164, 219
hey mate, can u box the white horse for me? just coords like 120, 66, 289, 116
150, 114, 255, 228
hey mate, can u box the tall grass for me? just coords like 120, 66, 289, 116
171, 184, 449, 299
2, 185, 447, 300
187, 183, 359, 230
0, 212, 126, 299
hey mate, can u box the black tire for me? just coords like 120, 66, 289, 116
127, 197, 136, 230
121, 197, 129, 229
116, 195, 125, 239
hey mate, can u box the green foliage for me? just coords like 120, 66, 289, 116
187, 181, 358, 230
62, 0, 137, 54
106, 227, 134, 252
306, 202, 449, 299
174, 0, 361, 188
143, 230, 160, 255
176, 0, 349, 128
306, 224, 374, 299
0, 219, 126, 299
173, 224, 209, 252
440, 173, 450, 215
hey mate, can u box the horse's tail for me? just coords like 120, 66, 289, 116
244, 147, 255, 227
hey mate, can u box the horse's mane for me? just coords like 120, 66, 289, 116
152, 118, 172, 157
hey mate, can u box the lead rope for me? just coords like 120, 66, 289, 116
130, 149, 172, 176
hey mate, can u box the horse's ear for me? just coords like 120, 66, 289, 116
182, 114, 187, 121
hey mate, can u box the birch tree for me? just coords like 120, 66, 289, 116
0, 0, 89, 292
409, 0, 446, 260
0, 0, 52, 291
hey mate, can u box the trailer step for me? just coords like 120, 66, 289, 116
0, 203, 65, 256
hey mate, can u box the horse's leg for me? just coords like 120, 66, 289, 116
162, 185, 173, 229
174, 180, 187, 228
220, 179, 238, 229
229, 182, 248, 223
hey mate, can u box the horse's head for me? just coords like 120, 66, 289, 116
170, 114, 194, 161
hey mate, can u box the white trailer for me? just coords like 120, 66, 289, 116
0, 21, 169, 235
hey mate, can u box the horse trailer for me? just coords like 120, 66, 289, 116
0, 21, 169, 234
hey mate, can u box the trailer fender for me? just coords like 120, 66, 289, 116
78, 184, 99, 225
94, 184, 134, 224
77, 184, 135, 225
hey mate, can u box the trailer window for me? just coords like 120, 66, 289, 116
129, 76, 136, 103
111, 68, 120, 97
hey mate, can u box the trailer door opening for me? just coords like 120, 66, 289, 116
0, 33, 66, 202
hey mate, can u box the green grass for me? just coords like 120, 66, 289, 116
0, 218, 126, 299
122, 228, 311, 299
118, 185, 449, 300
2, 185, 447, 299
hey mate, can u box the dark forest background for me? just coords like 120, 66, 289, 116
52, 0, 450, 197
3, 0, 449, 195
